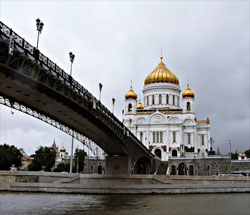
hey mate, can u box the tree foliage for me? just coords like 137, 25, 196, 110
0, 144, 23, 170
245, 149, 250, 158
53, 162, 74, 172
74, 148, 87, 173
28, 146, 56, 171
231, 151, 239, 160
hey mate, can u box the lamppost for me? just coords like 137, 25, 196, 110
112, 98, 115, 114
226, 139, 232, 156
69, 52, 75, 76
36, 18, 44, 49
69, 51, 75, 174
76, 146, 79, 173
99, 83, 103, 101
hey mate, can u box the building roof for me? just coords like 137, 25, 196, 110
144, 57, 179, 86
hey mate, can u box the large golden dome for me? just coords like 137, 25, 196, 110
182, 84, 195, 98
144, 57, 179, 85
125, 84, 137, 100
136, 100, 144, 109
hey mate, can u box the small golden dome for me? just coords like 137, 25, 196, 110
125, 83, 137, 100
144, 57, 179, 85
60, 147, 66, 152
137, 100, 144, 109
182, 84, 195, 98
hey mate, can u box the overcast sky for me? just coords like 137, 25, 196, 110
0, 1, 249, 155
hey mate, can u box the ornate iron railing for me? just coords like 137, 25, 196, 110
0, 20, 153, 158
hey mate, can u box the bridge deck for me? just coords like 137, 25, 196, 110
0, 21, 155, 165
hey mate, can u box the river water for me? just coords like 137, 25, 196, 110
0, 192, 249, 215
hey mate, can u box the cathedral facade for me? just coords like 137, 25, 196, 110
123, 57, 211, 161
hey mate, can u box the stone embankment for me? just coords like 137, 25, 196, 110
0, 171, 249, 194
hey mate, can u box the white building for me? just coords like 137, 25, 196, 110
52, 140, 68, 163
123, 57, 211, 161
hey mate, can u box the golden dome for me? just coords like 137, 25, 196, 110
144, 57, 179, 85
137, 100, 144, 109
182, 84, 195, 98
125, 83, 137, 100
60, 147, 66, 152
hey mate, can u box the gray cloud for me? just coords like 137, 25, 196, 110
0, 1, 249, 155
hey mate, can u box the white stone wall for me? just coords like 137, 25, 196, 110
123, 109, 210, 161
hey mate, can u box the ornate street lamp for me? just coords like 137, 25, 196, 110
69, 52, 75, 76
36, 18, 44, 49
112, 98, 115, 114
69, 51, 75, 174
99, 83, 103, 101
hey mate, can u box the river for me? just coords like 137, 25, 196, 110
0, 192, 249, 215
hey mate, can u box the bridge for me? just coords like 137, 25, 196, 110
0, 21, 159, 174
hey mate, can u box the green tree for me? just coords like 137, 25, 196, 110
231, 151, 239, 160
74, 148, 87, 173
245, 149, 250, 158
28, 146, 56, 171
0, 144, 23, 170
53, 162, 73, 172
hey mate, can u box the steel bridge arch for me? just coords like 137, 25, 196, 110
0, 95, 100, 156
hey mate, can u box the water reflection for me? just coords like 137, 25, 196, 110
0, 192, 249, 215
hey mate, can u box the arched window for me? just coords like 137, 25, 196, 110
189, 165, 194, 175
154, 149, 162, 159
166, 95, 169, 104
187, 102, 191, 111
128, 103, 132, 112
153, 132, 155, 143
98, 165, 102, 174
172, 149, 177, 157
178, 163, 186, 175
152, 95, 155, 105
171, 166, 176, 175
147, 96, 149, 106
177, 97, 179, 107
173, 95, 175, 105
159, 94, 162, 104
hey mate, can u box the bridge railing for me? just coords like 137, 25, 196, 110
0, 21, 153, 157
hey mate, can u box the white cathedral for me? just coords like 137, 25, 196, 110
123, 57, 211, 161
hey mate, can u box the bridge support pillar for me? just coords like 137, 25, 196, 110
106, 156, 130, 175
